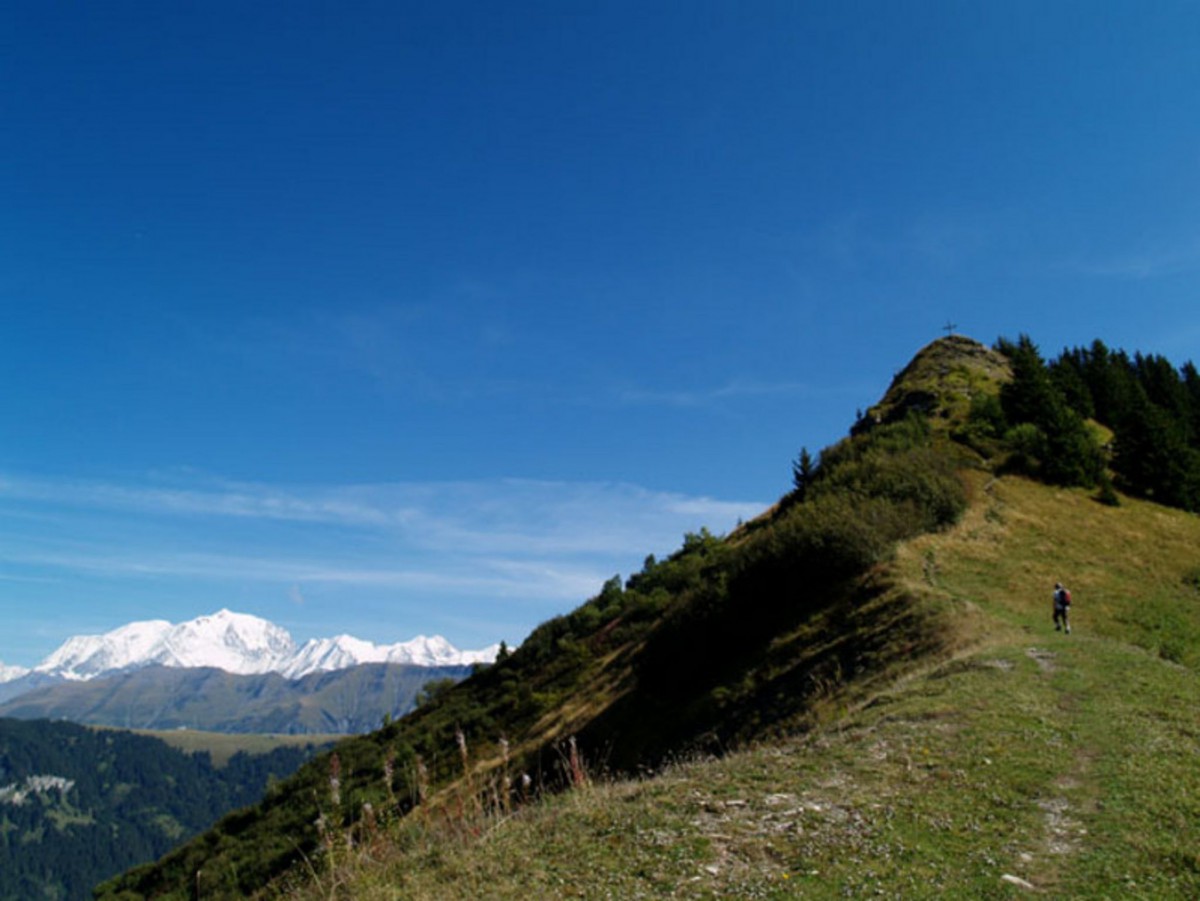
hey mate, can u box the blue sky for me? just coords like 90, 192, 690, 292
2, 2, 1199, 667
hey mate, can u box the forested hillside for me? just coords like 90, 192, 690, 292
0, 719, 323, 900
1049, 339, 1200, 507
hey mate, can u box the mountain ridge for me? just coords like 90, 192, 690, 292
94, 335, 1200, 898
0, 662, 475, 734
0, 608, 499, 687
101, 335, 993, 897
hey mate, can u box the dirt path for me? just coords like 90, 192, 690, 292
1001, 646, 1096, 894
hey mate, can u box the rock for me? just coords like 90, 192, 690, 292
1001, 874, 1037, 890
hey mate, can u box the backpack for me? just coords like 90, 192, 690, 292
1062, 589, 1072, 606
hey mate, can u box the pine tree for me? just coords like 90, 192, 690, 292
791, 447, 815, 501
998, 335, 1102, 486
1114, 385, 1200, 510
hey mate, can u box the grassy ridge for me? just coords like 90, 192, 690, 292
97, 338, 1200, 898
99, 410, 975, 899
307, 474, 1200, 898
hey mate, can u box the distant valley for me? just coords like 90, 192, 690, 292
0, 613, 495, 899
0, 718, 327, 900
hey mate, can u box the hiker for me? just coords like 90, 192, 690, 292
1053, 582, 1071, 634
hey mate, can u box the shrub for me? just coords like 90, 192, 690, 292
1002, 423, 1045, 476
954, 393, 1008, 455
1096, 474, 1121, 507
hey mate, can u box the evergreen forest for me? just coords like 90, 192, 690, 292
968, 335, 1200, 508
0, 719, 322, 900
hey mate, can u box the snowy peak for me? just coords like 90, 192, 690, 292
282, 635, 377, 679
0, 662, 29, 684
36, 619, 175, 681
28, 611, 499, 681
280, 633, 499, 678
34, 611, 296, 680
393, 634, 501, 667
155, 609, 296, 673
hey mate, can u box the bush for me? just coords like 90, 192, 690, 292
954, 393, 1008, 455
766, 493, 917, 580
1096, 474, 1120, 507
1003, 423, 1046, 476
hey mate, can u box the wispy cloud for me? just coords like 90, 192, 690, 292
0, 572, 59, 584
219, 300, 529, 403
390, 480, 763, 556
0, 476, 395, 527
805, 211, 988, 273
0, 545, 602, 601
1064, 238, 1200, 279
617, 378, 825, 408
0, 471, 766, 647
0, 474, 763, 557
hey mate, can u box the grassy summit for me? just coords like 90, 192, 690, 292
859, 333, 1012, 432
98, 336, 1200, 899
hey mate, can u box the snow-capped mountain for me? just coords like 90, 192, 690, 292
280, 633, 496, 679
12, 610, 500, 683
33, 611, 296, 681
0, 662, 29, 683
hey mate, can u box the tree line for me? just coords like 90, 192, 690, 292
960, 335, 1200, 511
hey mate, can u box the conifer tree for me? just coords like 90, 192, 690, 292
791, 447, 815, 500
998, 335, 1102, 486
1114, 385, 1200, 510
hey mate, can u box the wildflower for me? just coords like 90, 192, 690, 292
328, 752, 342, 808
315, 812, 332, 852
361, 801, 378, 842
456, 727, 468, 765
383, 748, 397, 805
414, 755, 429, 807
499, 736, 513, 814
567, 736, 587, 789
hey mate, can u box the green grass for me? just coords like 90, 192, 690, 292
864, 334, 1012, 431
123, 728, 338, 767
294, 474, 1200, 899
300, 642, 1198, 899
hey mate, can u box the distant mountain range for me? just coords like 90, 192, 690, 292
0, 610, 499, 732
0, 662, 474, 733
0, 608, 500, 684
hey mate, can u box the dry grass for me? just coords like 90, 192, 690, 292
110, 728, 336, 768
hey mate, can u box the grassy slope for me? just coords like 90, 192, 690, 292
317, 475, 1200, 899
124, 730, 339, 768
101, 430, 974, 896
